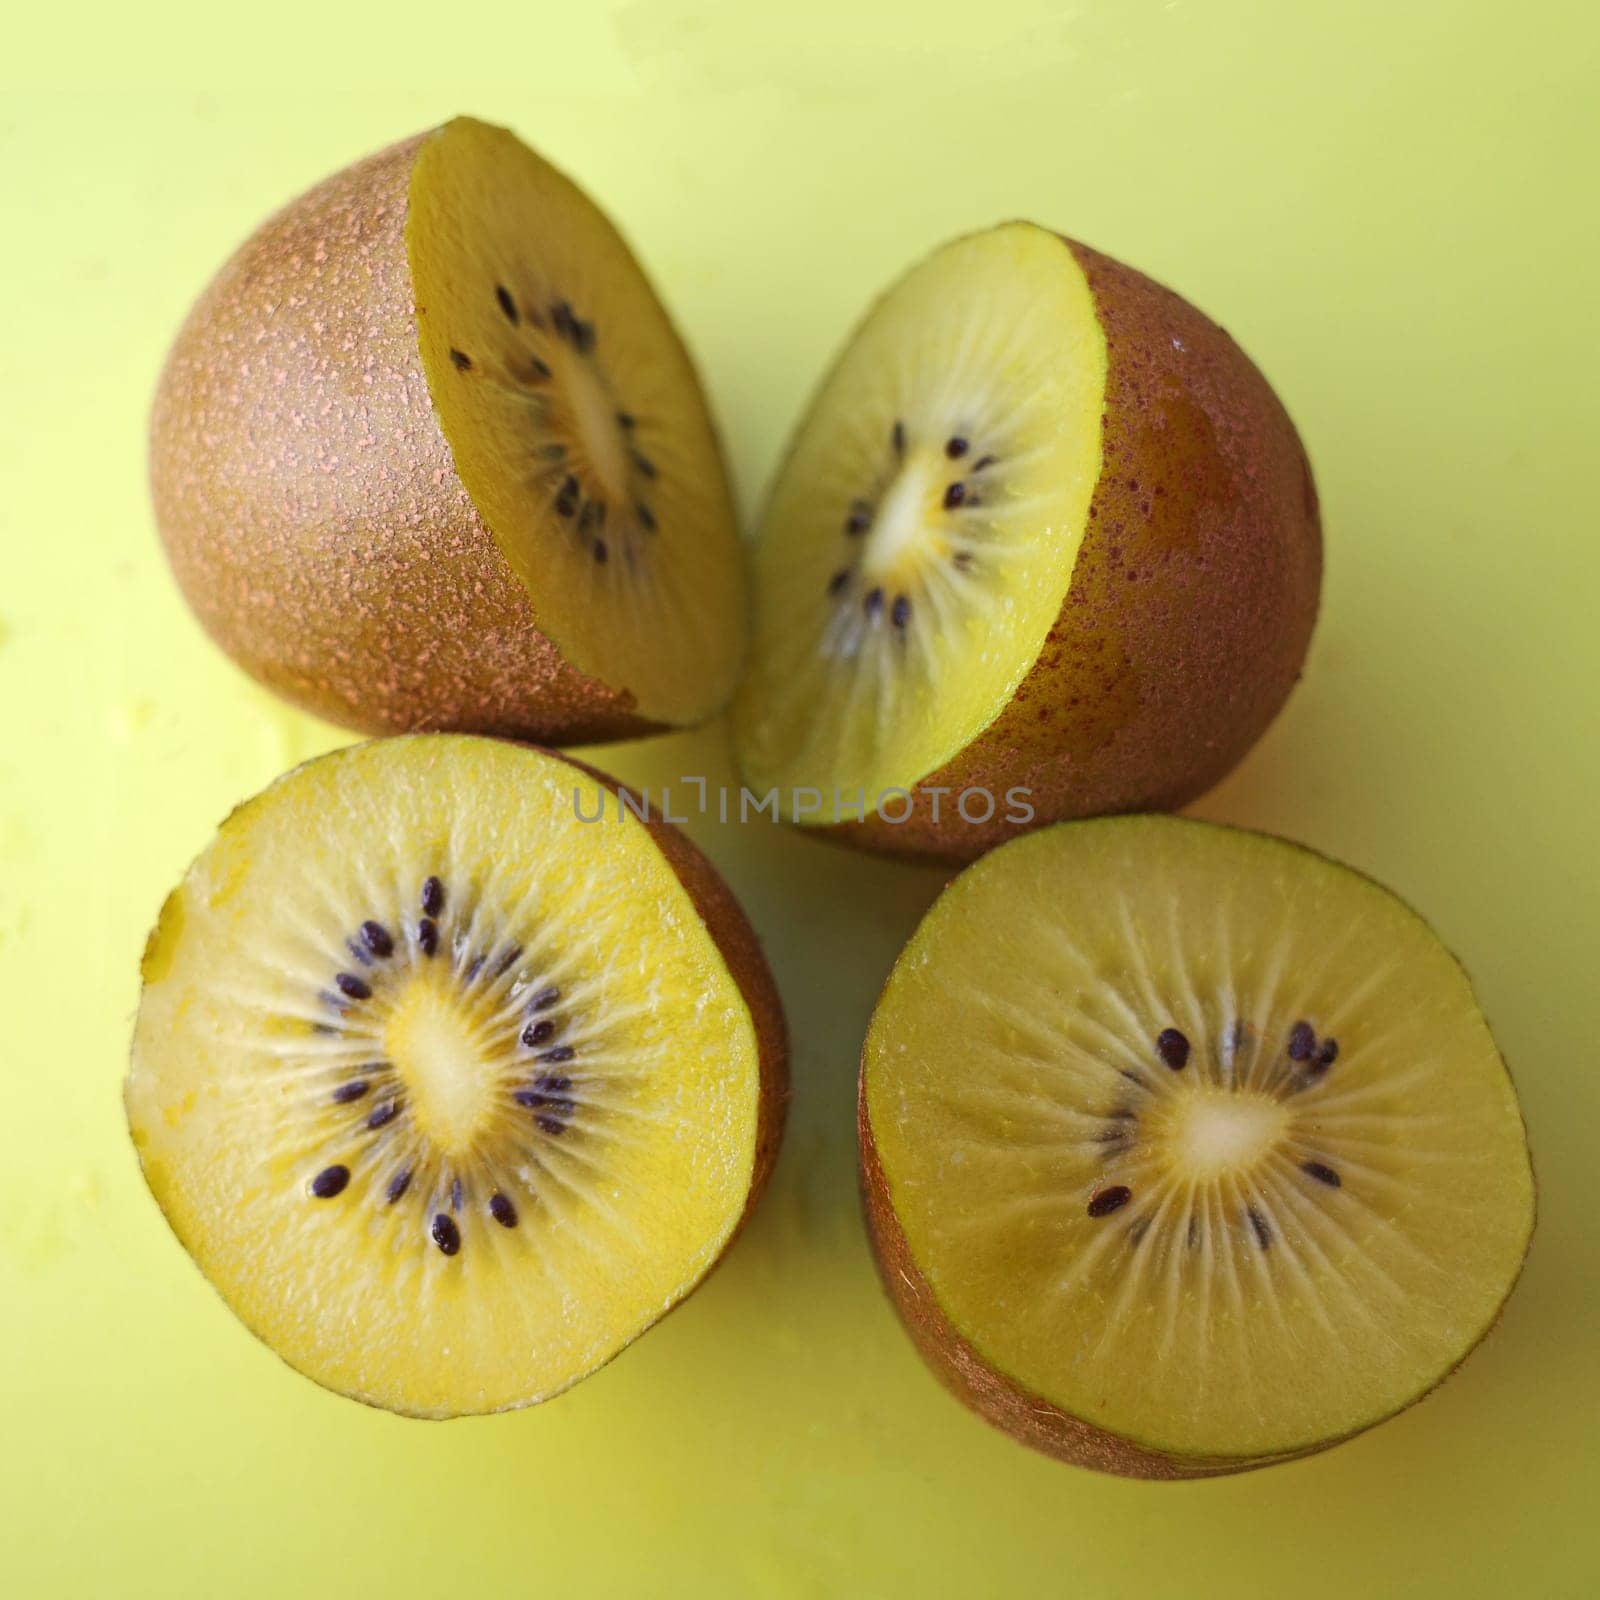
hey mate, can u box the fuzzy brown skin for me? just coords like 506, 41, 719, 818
833, 236, 1322, 862
149, 132, 652, 743
569, 753, 789, 1216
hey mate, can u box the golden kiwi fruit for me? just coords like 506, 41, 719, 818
735, 223, 1322, 860
150, 117, 746, 742
126, 736, 787, 1417
860, 816, 1534, 1476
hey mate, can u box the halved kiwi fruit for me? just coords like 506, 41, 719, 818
125, 737, 786, 1417
735, 224, 1321, 860
150, 117, 745, 742
860, 816, 1534, 1476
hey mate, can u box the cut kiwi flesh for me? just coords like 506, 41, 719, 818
126, 737, 782, 1417
736, 223, 1103, 808
410, 118, 744, 727
861, 817, 1534, 1473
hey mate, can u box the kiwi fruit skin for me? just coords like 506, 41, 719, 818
857, 819, 1534, 1476
127, 739, 788, 1417
149, 127, 674, 742
827, 237, 1322, 862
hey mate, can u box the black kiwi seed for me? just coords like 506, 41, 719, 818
1313, 1038, 1340, 1072
417, 918, 439, 957
972, 454, 996, 472
431, 1214, 461, 1256
534, 1074, 572, 1092
522, 1019, 556, 1047
1247, 1207, 1273, 1250
1155, 1027, 1191, 1069
536, 1115, 566, 1137
489, 1193, 518, 1228
845, 510, 870, 536
864, 587, 884, 619
892, 420, 906, 456
890, 595, 911, 629
421, 876, 445, 917
360, 921, 394, 959
495, 285, 519, 324
556, 478, 579, 518
309, 1165, 350, 1199
945, 436, 969, 459
366, 1101, 399, 1130
593, 539, 609, 564
385, 1169, 412, 1205
942, 482, 966, 510
528, 355, 552, 382
616, 410, 635, 430
332, 1081, 370, 1104
952, 550, 974, 570
493, 945, 524, 978
335, 972, 372, 1001
1287, 1020, 1317, 1061
1087, 1185, 1132, 1218
1302, 1160, 1342, 1188
827, 569, 851, 596
636, 502, 657, 532
631, 451, 657, 479
538, 1046, 576, 1065
575, 320, 597, 354
450, 1177, 464, 1211
449, 348, 472, 371
527, 986, 560, 1013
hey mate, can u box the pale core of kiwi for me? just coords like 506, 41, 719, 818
294, 870, 596, 1258
1080, 1016, 1347, 1250
820, 418, 998, 636
447, 282, 662, 572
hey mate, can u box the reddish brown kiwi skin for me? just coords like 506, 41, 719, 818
149, 131, 653, 743
834, 235, 1322, 863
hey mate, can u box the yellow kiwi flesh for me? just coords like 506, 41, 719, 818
861, 817, 1534, 1474
736, 224, 1104, 808
126, 738, 785, 1418
409, 119, 745, 726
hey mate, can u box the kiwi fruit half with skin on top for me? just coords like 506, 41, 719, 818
735, 224, 1321, 860
860, 816, 1534, 1476
125, 737, 786, 1417
150, 117, 744, 743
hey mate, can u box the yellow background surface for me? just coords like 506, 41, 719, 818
3, 3, 1597, 1595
